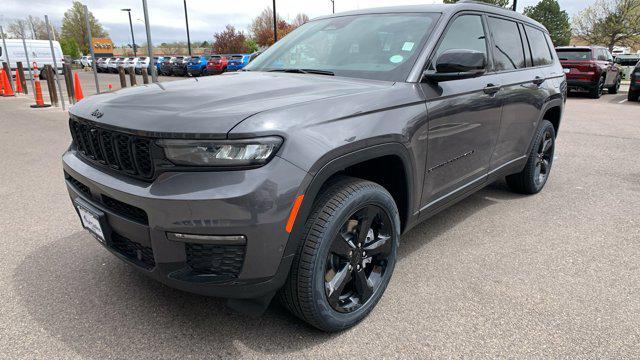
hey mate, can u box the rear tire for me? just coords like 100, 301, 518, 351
589, 76, 604, 99
279, 177, 400, 332
506, 120, 556, 194
628, 90, 639, 102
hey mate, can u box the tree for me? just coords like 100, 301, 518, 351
249, 9, 309, 47
200, 40, 210, 48
443, 0, 510, 7
292, 13, 310, 27
212, 25, 249, 54
60, 37, 80, 58
158, 41, 188, 55
26, 15, 49, 40
61, 1, 108, 54
572, 0, 640, 51
524, 0, 571, 46
6, 16, 57, 40
245, 38, 259, 53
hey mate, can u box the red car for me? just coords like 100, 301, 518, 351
206, 55, 228, 75
555, 46, 621, 98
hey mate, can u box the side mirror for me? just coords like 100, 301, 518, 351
423, 49, 486, 82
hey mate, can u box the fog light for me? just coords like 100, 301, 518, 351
167, 232, 246, 245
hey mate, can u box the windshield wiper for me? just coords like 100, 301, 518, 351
267, 68, 334, 76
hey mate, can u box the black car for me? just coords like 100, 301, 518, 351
64, 2, 565, 332
159, 56, 177, 76
629, 60, 640, 102
171, 56, 188, 76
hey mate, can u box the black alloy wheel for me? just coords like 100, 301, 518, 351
279, 177, 400, 332
533, 128, 554, 188
506, 119, 556, 194
325, 205, 393, 313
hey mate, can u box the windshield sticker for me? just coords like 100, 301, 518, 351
402, 42, 415, 52
389, 55, 404, 64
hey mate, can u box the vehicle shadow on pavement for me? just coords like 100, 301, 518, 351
13, 182, 523, 358
397, 181, 522, 260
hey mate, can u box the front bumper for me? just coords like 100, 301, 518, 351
172, 65, 188, 76
62, 150, 307, 299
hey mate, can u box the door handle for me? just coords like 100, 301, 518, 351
483, 83, 501, 95
532, 76, 545, 85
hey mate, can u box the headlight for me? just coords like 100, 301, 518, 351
157, 137, 282, 167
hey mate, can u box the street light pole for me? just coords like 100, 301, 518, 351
272, 0, 277, 43
512, 0, 518, 11
121, 9, 137, 56
183, 0, 192, 56
330, 0, 335, 14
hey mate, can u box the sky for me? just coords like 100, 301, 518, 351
1, 0, 595, 45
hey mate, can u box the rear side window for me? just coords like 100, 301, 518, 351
488, 17, 526, 70
525, 26, 553, 66
431, 15, 488, 70
556, 49, 592, 61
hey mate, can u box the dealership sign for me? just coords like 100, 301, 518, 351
92, 38, 114, 56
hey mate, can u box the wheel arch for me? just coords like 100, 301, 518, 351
284, 143, 416, 260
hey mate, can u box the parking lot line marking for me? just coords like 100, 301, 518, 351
618, 99, 627, 104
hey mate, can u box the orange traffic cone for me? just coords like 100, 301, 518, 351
1, 70, 15, 97
73, 72, 84, 101
14, 69, 24, 94
0, 70, 4, 96
30, 80, 51, 108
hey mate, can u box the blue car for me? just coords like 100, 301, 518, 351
226, 54, 251, 71
154, 56, 165, 73
187, 55, 208, 76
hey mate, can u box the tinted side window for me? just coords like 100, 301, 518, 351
431, 15, 488, 70
525, 26, 553, 66
488, 17, 526, 70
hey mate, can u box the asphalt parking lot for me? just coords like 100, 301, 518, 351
0, 77, 639, 358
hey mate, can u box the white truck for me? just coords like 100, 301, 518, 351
0, 39, 64, 78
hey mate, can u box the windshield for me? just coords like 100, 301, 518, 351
556, 49, 592, 61
246, 13, 439, 81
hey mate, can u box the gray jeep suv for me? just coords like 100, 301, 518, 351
63, 2, 566, 331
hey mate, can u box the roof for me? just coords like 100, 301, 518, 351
313, 2, 546, 32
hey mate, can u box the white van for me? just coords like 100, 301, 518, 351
0, 39, 64, 78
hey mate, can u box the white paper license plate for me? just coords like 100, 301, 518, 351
78, 205, 105, 242
563, 68, 571, 73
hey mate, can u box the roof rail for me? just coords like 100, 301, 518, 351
456, 0, 511, 10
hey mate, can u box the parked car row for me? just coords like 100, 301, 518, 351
95, 52, 261, 77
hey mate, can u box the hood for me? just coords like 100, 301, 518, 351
69, 72, 391, 139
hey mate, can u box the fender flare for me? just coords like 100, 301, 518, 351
282, 142, 416, 260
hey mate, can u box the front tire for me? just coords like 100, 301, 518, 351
280, 177, 400, 332
506, 120, 556, 194
608, 75, 621, 94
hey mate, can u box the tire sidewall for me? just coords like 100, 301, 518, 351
526, 120, 556, 192
310, 186, 400, 331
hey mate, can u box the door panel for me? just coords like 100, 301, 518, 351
418, 13, 502, 211
490, 69, 546, 168
420, 76, 502, 207
488, 20, 548, 168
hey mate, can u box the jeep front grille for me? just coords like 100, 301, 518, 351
69, 118, 155, 180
